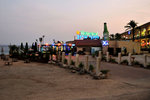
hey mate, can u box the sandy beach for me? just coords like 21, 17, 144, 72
0, 59, 150, 100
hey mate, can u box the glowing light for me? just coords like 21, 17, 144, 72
80, 31, 98, 36
76, 31, 80, 35
141, 28, 146, 36
148, 26, 150, 31
69, 44, 72, 47
57, 43, 61, 46
72, 44, 75, 46
45, 43, 49, 46
52, 43, 55, 46
128, 31, 131, 35
102, 40, 109, 46
76, 31, 100, 40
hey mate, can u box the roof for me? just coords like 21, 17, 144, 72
74, 40, 102, 47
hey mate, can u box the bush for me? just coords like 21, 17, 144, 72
110, 58, 117, 63
95, 51, 99, 57
92, 53, 95, 58
102, 55, 106, 61
71, 60, 75, 65
64, 59, 67, 64
89, 64, 94, 72
147, 63, 150, 68
78, 62, 84, 69
101, 70, 109, 74
133, 61, 140, 65
121, 59, 128, 64
77, 50, 85, 55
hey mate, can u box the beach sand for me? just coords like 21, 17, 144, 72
0, 59, 150, 100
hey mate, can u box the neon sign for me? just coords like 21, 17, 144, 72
102, 40, 109, 46
128, 31, 131, 35
76, 31, 100, 40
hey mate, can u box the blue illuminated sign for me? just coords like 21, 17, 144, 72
128, 31, 131, 35
102, 40, 109, 46
72, 44, 75, 46
77, 35, 100, 40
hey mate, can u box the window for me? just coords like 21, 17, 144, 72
141, 28, 146, 36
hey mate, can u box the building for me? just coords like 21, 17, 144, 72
66, 31, 102, 55
121, 22, 150, 52
74, 40, 102, 55
107, 22, 150, 55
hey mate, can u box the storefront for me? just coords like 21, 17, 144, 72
121, 22, 150, 53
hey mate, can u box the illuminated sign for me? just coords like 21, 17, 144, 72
76, 31, 100, 40
102, 40, 109, 46
148, 26, 150, 31
141, 28, 146, 36
128, 31, 131, 35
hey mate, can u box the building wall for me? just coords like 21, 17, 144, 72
117, 41, 141, 54
108, 40, 142, 54
76, 47, 91, 55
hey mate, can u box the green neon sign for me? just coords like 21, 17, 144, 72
80, 31, 98, 36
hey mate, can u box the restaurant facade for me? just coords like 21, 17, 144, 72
121, 22, 150, 53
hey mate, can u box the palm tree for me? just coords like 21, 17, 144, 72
115, 33, 121, 40
110, 34, 114, 40
125, 20, 138, 41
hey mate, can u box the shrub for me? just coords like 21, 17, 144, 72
95, 51, 99, 57
71, 60, 75, 65
147, 63, 150, 68
121, 59, 128, 64
89, 64, 94, 72
77, 50, 85, 55
92, 53, 95, 58
110, 58, 117, 63
102, 55, 106, 61
64, 58, 67, 64
78, 62, 84, 69
101, 70, 109, 74
133, 61, 140, 65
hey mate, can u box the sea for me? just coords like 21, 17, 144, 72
0, 45, 9, 55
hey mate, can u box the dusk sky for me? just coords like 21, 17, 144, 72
0, 0, 150, 45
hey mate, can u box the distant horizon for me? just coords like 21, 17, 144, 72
0, 21, 150, 46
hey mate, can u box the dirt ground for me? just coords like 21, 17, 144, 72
0, 59, 150, 100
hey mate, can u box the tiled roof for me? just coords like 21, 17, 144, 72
74, 40, 102, 47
